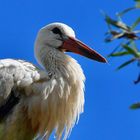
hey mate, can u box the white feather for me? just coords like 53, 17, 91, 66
0, 23, 85, 140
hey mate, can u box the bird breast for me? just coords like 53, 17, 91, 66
26, 55, 85, 139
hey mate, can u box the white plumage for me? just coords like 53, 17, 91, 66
0, 22, 106, 140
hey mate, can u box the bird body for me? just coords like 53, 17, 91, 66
0, 23, 106, 140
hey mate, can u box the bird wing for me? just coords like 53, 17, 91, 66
0, 59, 48, 121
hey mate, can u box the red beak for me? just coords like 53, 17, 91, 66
61, 37, 107, 63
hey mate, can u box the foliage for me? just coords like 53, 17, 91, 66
130, 102, 140, 109
104, 0, 140, 109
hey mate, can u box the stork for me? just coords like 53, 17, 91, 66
0, 22, 107, 140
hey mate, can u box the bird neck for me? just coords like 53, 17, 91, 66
35, 44, 85, 79
34, 44, 85, 138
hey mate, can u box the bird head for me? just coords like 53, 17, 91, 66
35, 22, 107, 63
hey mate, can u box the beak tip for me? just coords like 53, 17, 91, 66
104, 59, 108, 63
100, 57, 108, 63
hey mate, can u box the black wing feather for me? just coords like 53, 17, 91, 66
0, 90, 20, 122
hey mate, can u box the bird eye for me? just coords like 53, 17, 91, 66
52, 27, 62, 35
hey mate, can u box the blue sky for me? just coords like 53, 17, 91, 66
0, 0, 140, 140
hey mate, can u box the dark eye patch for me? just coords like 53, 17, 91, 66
52, 27, 62, 35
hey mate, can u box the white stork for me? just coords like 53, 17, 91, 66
0, 22, 106, 140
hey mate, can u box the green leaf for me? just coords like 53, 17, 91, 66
116, 58, 136, 70
135, 0, 140, 8
122, 44, 140, 57
130, 102, 140, 109
109, 51, 129, 57
104, 15, 131, 31
117, 7, 136, 17
131, 17, 140, 30
129, 40, 138, 51
105, 32, 124, 42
